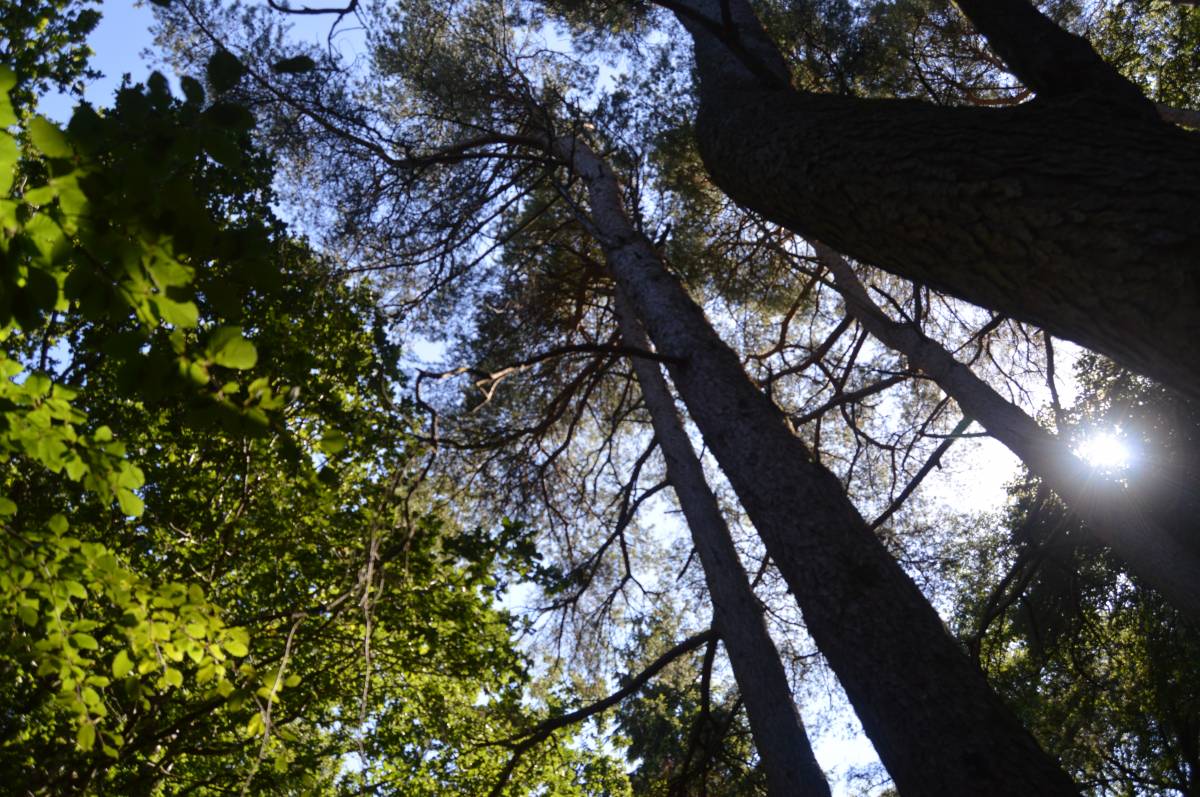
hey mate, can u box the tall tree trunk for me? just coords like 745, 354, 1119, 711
816, 243, 1200, 619
552, 135, 1080, 796
613, 288, 831, 797
665, 0, 1200, 398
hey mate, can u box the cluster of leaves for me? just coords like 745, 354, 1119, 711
0, 0, 100, 115
0, 62, 273, 763
1091, 0, 1200, 108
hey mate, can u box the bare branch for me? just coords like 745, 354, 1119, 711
485, 629, 717, 797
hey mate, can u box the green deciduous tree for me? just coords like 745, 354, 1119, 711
1, 34, 621, 793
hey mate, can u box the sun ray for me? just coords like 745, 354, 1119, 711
1076, 430, 1132, 471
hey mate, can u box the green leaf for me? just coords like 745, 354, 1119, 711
223, 627, 250, 657
185, 360, 210, 387
17, 605, 38, 627
319, 430, 348, 456
0, 95, 15, 129
72, 633, 99, 651
180, 75, 204, 105
116, 489, 144, 517
23, 267, 59, 316
28, 117, 73, 159
164, 667, 183, 688
145, 257, 193, 288
77, 723, 96, 752
47, 514, 69, 534
207, 326, 258, 369
207, 50, 246, 93
112, 651, 133, 679
0, 136, 18, 193
223, 638, 248, 658
245, 712, 264, 737
153, 296, 199, 328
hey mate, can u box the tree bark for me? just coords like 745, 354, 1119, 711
614, 288, 831, 797
666, 0, 1200, 398
553, 134, 1080, 796
817, 242, 1200, 619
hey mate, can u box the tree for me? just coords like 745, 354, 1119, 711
659, 0, 1200, 397
613, 616, 768, 796
0, 43, 626, 795
0, 0, 100, 115
558, 124, 1076, 795
615, 288, 829, 796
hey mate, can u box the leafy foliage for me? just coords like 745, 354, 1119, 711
0, 63, 272, 764
0, 40, 616, 793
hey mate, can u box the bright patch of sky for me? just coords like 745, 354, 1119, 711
1076, 428, 1132, 471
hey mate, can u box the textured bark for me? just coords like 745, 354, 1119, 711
614, 289, 830, 797
817, 243, 1200, 619
669, 0, 1200, 398
554, 135, 1080, 796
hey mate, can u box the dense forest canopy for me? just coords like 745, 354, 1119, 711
1, 0, 1198, 794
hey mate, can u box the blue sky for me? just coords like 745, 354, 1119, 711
40, 1, 158, 122
39, 1, 360, 121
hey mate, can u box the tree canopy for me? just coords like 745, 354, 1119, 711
3, 0, 1199, 794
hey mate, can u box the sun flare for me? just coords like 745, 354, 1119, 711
1076, 431, 1132, 470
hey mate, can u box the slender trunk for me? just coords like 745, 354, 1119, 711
817, 243, 1200, 619
553, 136, 1079, 796
614, 289, 830, 797
667, 0, 1200, 398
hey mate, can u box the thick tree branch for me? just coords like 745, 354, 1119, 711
676, 0, 1200, 398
